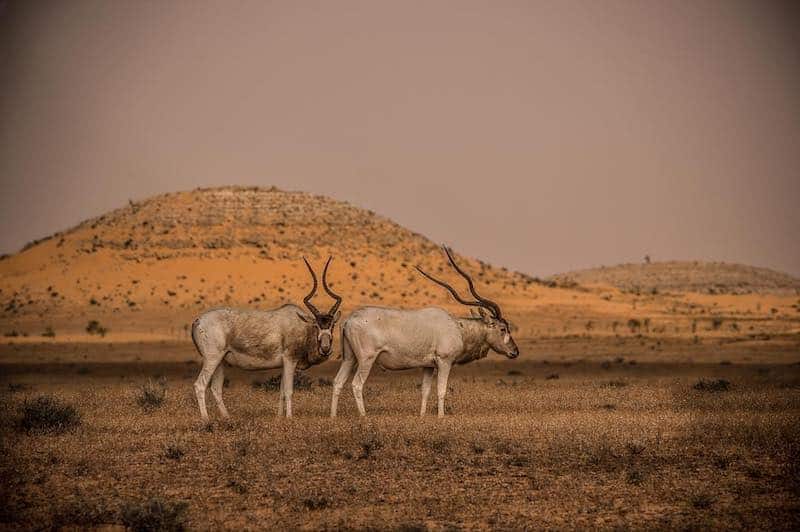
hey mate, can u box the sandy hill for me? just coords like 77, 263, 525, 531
1, 186, 797, 343
0, 187, 551, 337
549, 262, 800, 295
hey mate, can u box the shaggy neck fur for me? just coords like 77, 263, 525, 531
455, 318, 492, 363
302, 323, 325, 366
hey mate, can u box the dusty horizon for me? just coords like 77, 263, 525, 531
1, 1, 799, 277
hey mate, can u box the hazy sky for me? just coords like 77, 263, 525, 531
1, 1, 798, 276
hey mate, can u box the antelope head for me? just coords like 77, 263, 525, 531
299, 256, 343, 358
416, 246, 519, 358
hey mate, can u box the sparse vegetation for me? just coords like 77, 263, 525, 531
302, 496, 332, 511
86, 320, 108, 336
693, 378, 731, 392
690, 493, 715, 510
358, 431, 383, 460
0, 340, 798, 529
120, 497, 188, 532
252, 372, 313, 391
42, 326, 56, 338
136, 378, 167, 410
50, 498, 117, 528
548, 261, 800, 295
17, 395, 81, 434
164, 442, 185, 460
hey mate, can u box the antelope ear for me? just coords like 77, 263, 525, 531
333, 309, 341, 322
297, 312, 313, 323
478, 307, 492, 323
470, 308, 481, 318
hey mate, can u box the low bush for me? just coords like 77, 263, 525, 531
164, 443, 185, 460
86, 320, 108, 337
690, 493, 714, 509
17, 396, 81, 434
694, 379, 731, 392
137, 379, 167, 410
252, 372, 313, 391
120, 497, 188, 532
302, 495, 331, 510
50, 499, 116, 528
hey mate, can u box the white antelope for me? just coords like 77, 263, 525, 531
191, 257, 342, 421
330, 246, 519, 418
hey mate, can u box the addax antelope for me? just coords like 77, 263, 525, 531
331, 246, 518, 418
191, 257, 342, 421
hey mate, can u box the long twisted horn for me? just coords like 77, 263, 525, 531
302, 257, 322, 319
415, 266, 487, 310
321, 256, 342, 315
442, 246, 503, 320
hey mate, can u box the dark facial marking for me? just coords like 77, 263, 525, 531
316, 314, 335, 330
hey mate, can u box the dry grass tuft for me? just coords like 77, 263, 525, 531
252, 372, 313, 391
164, 442, 185, 460
50, 498, 117, 528
302, 495, 332, 511
17, 395, 80, 434
136, 378, 167, 410
690, 493, 715, 510
85, 320, 108, 337
120, 497, 188, 532
693, 378, 731, 392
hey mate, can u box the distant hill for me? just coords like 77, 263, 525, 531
1, 187, 796, 341
549, 261, 800, 295
0, 186, 542, 333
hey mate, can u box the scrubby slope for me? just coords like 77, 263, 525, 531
0, 187, 544, 337
1, 187, 797, 342
549, 261, 800, 295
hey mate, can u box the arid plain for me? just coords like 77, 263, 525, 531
1, 187, 799, 530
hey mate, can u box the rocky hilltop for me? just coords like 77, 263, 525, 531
42, 186, 437, 260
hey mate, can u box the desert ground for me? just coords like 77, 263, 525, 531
1, 187, 799, 530
1, 336, 799, 530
